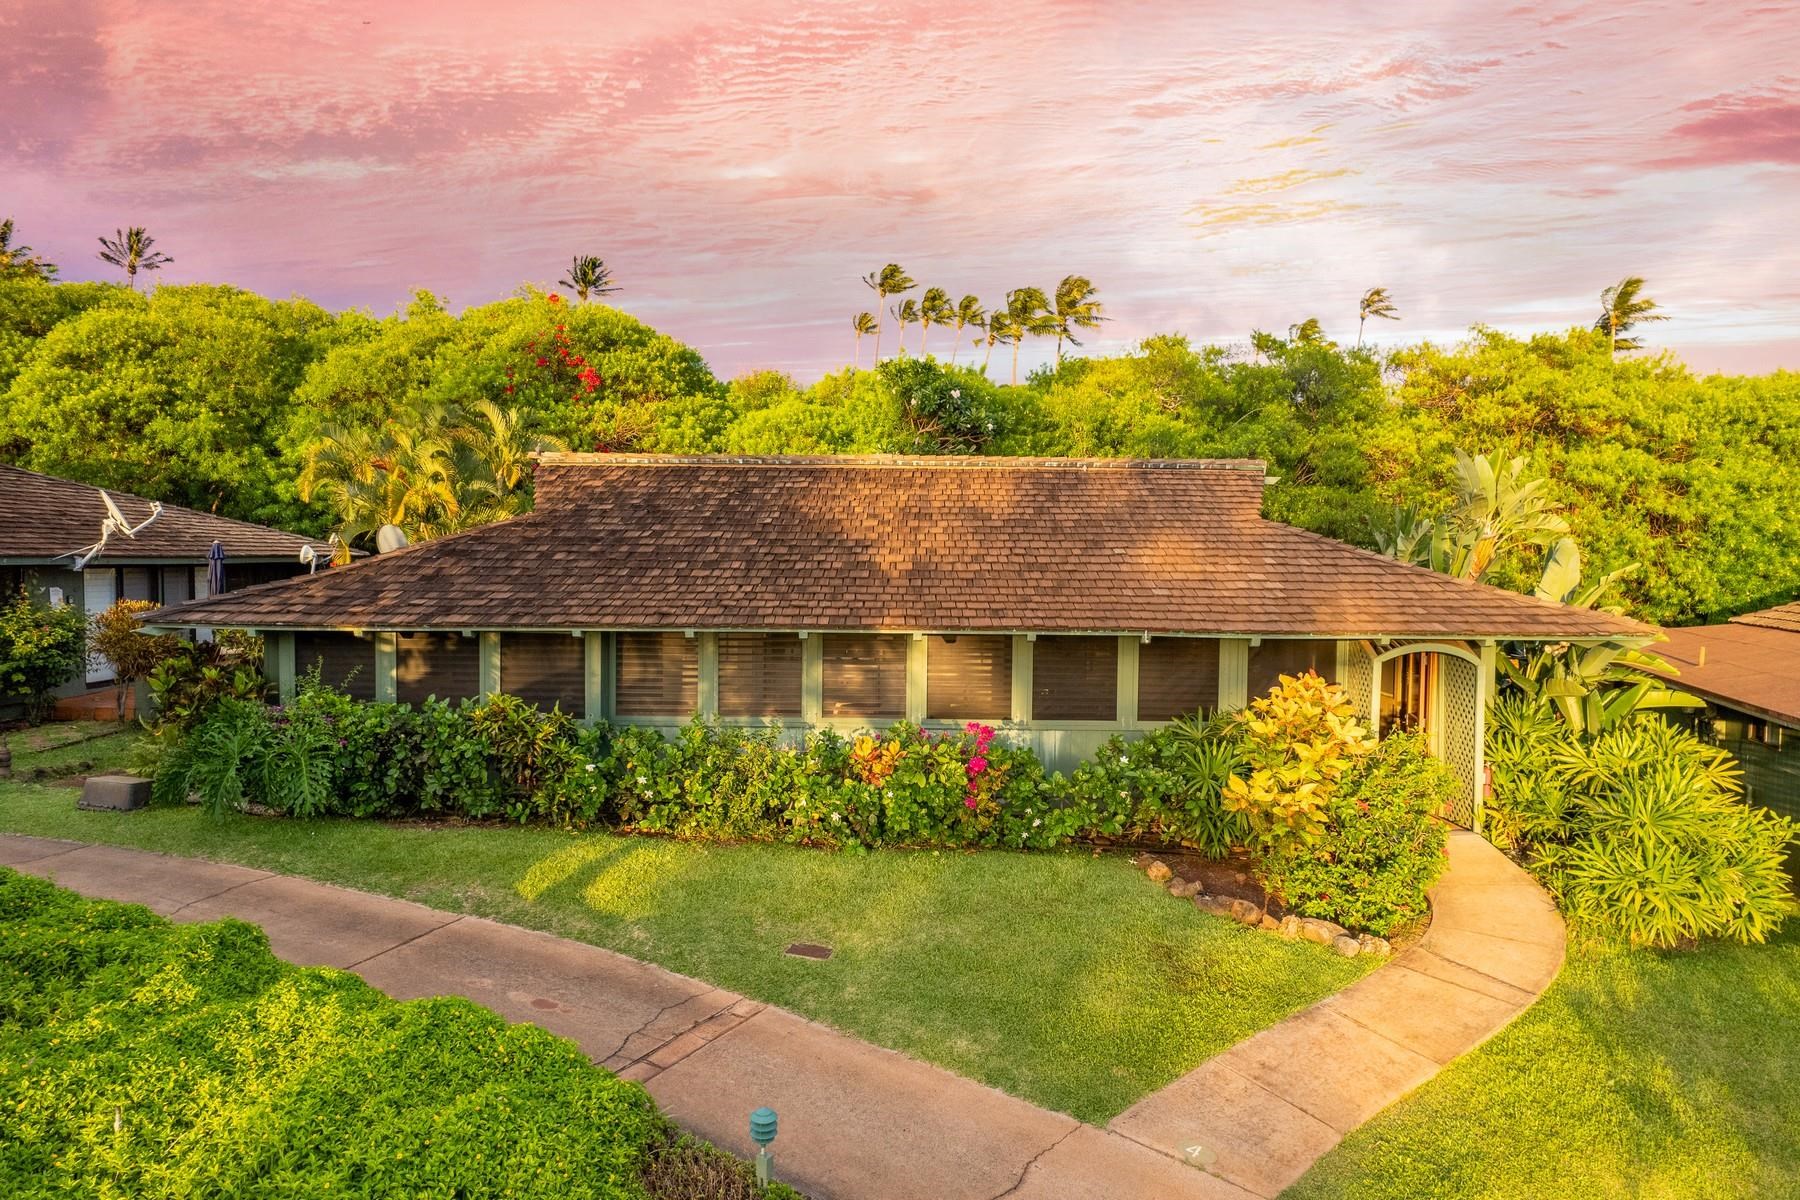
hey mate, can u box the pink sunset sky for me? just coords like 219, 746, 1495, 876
4, 0, 1798, 379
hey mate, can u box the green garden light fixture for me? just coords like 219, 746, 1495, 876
749, 1107, 778, 1185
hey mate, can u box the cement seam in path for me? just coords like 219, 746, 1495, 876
342, 913, 467, 971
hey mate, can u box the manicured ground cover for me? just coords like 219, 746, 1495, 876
0, 867, 797, 1200
0, 734, 1369, 1124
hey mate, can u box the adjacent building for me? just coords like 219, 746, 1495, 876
147, 455, 1644, 831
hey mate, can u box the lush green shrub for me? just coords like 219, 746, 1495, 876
144, 630, 267, 733
1259, 734, 1453, 935
1487, 697, 1797, 947
1223, 671, 1375, 847
1063, 714, 1245, 856
0, 868, 798, 1200
0, 589, 86, 722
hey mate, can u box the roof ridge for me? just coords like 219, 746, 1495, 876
532, 453, 1269, 471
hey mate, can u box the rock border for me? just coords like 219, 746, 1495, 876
1137, 854, 1390, 959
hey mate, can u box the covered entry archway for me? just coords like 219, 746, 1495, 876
1351, 641, 1495, 830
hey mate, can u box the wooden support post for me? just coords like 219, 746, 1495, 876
905, 635, 928, 723
1218, 638, 1250, 711
801, 634, 823, 725
1010, 635, 1033, 724
1116, 636, 1140, 727
478, 632, 500, 699
265, 632, 295, 703
697, 633, 718, 719
373, 633, 397, 703
583, 632, 606, 723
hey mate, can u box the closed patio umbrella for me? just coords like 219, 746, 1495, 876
207, 540, 226, 595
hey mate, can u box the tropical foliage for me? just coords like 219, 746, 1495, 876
87, 599, 183, 718
95, 226, 172, 288
1485, 697, 1796, 947
0, 591, 86, 722
1223, 672, 1375, 846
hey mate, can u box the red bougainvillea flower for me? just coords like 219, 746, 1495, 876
964, 796, 979, 809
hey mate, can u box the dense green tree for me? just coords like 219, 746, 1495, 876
0, 273, 128, 393
96, 227, 172, 288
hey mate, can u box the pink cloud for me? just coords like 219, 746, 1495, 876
1655, 91, 1800, 167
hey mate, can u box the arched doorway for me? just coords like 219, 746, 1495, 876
1368, 643, 1486, 829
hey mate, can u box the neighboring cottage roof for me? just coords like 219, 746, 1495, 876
147, 455, 1644, 640
0, 463, 329, 564
1656, 603, 1800, 727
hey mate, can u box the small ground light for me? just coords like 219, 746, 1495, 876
750, 1107, 778, 1185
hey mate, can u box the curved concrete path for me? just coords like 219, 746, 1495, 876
1, 829, 1560, 1200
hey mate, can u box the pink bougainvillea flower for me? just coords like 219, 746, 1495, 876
964, 796, 978, 809
967, 756, 988, 774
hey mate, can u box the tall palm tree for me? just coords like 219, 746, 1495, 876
96, 227, 171, 288
981, 315, 1009, 374
1051, 275, 1106, 366
852, 311, 877, 369
1357, 286, 1399, 348
299, 414, 466, 549
450, 400, 566, 521
860, 263, 915, 363
559, 255, 618, 303
1594, 276, 1666, 359
918, 287, 952, 356
1001, 287, 1054, 385
0, 218, 55, 279
948, 295, 985, 365
891, 298, 921, 355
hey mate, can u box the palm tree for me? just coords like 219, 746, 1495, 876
891, 298, 921, 355
1051, 275, 1106, 366
1594, 276, 1666, 359
1357, 286, 1399, 348
1287, 317, 1329, 348
1248, 329, 1282, 363
852, 312, 877, 369
918, 287, 953, 356
980, 316, 1009, 374
0, 218, 55, 279
948, 295, 985, 365
450, 400, 566, 521
559, 255, 618, 303
1001, 287, 1054, 384
96, 227, 171, 288
299, 414, 466, 549
860, 263, 915, 363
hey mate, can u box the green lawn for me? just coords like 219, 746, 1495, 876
1285, 926, 1800, 1199
0, 728, 1369, 1124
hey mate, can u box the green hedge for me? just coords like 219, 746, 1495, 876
0, 868, 799, 1200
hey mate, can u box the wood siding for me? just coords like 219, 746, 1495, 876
1139, 637, 1221, 721
717, 633, 804, 718
822, 633, 907, 720
1247, 638, 1339, 701
616, 632, 698, 717
1032, 635, 1119, 721
294, 631, 376, 701
396, 632, 480, 704
500, 632, 585, 717
926, 635, 1012, 721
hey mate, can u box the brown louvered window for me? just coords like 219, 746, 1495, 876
396, 632, 480, 704
926, 635, 1012, 721
1032, 636, 1118, 722
1248, 638, 1338, 702
615, 632, 698, 717
500, 633, 585, 717
822, 634, 907, 721
718, 633, 803, 718
294, 631, 375, 701
1138, 638, 1221, 722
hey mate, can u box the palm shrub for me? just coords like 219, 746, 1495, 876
1487, 697, 1797, 947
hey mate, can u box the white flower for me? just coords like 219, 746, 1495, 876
637, 775, 648, 785
584, 763, 596, 773
831, 813, 843, 823
1119, 789, 1128, 798
1119, 755, 1129, 765
1032, 818, 1042, 827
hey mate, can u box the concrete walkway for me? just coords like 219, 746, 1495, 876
2, 829, 1561, 1200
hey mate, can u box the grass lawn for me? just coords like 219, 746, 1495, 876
0, 728, 1370, 1124
1287, 925, 1800, 1199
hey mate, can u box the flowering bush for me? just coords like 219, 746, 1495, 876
0, 589, 86, 722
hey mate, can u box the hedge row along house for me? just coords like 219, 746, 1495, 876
146, 456, 1643, 830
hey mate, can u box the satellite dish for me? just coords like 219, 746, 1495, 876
299, 544, 321, 573
375, 525, 410, 554
101, 490, 130, 530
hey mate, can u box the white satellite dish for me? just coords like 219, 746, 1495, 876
374, 524, 410, 554
299, 544, 321, 573
66, 491, 163, 570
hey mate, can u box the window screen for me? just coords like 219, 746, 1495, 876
822, 634, 907, 721
1247, 638, 1337, 701
926, 635, 1012, 721
1032, 636, 1117, 722
500, 632, 585, 717
294, 631, 375, 701
615, 632, 698, 717
1138, 638, 1221, 722
396, 631, 480, 704
717, 633, 803, 717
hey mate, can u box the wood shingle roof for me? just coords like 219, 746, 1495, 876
147, 455, 1644, 640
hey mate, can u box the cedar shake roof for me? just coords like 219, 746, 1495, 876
146, 455, 1646, 640
0, 463, 330, 564
1655, 604, 1800, 727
